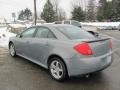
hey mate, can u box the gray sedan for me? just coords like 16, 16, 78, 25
9, 24, 113, 81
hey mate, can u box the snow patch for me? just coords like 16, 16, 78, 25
81, 22, 120, 27
0, 27, 16, 48
8, 24, 26, 28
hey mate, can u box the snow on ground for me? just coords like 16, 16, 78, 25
81, 22, 120, 30
0, 27, 16, 48
8, 24, 26, 28
81, 22, 120, 27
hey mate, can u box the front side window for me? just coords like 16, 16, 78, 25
21, 27, 36, 38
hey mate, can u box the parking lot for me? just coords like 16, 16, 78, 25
0, 30, 120, 90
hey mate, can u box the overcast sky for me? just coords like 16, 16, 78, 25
0, 0, 99, 21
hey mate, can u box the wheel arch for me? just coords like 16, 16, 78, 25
47, 54, 66, 65
47, 54, 68, 75
9, 41, 13, 48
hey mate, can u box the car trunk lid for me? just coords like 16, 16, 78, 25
73, 38, 111, 57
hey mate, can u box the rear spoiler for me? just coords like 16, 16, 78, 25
84, 38, 111, 43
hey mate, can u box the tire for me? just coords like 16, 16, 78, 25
9, 43, 16, 57
48, 57, 68, 82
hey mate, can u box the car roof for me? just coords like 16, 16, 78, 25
32, 24, 73, 28
55, 20, 78, 22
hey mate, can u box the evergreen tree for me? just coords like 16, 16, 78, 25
24, 8, 32, 20
97, 0, 107, 21
18, 10, 25, 20
112, 0, 120, 21
18, 8, 32, 20
97, 0, 120, 21
71, 6, 85, 22
41, 0, 55, 22
117, 0, 120, 18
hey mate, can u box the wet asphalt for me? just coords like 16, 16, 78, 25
0, 30, 120, 90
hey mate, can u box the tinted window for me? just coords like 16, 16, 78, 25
56, 26, 95, 40
35, 27, 49, 38
35, 27, 55, 38
21, 27, 36, 38
64, 21, 70, 24
47, 31, 55, 38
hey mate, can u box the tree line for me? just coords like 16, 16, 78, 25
18, 0, 120, 22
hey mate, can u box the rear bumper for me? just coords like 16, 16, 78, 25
65, 51, 113, 77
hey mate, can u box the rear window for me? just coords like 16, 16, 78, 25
55, 25, 95, 40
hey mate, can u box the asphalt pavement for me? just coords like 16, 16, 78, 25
0, 30, 120, 90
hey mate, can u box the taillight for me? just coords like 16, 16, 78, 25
109, 40, 112, 49
74, 42, 93, 55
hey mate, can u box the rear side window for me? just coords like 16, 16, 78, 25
56, 26, 95, 40
47, 31, 55, 38
35, 27, 55, 38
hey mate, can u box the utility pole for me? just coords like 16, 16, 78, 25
12, 13, 16, 23
34, 0, 37, 25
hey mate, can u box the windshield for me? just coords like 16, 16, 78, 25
55, 25, 95, 40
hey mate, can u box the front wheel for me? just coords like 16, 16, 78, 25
48, 57, 68, 81
9, 43, 16, 57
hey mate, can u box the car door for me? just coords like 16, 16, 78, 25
15, 27, 36, 57
28, 26, 56, 65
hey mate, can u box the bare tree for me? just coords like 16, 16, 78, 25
70, 0, 80, 10
51, 0, 59, 20
58, 8, 66, 21
50, 0, 67, 21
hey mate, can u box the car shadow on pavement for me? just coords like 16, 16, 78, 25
68, 72, 103, 82
10, 55, 109, 85
13, 56, 49, 72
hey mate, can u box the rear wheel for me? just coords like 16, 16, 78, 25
48, 57, 68, 81
9, 43, 16, 57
